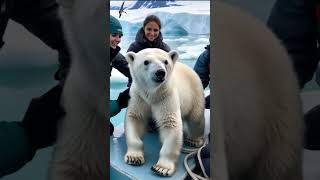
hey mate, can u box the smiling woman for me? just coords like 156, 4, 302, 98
127, 15, 171, 53
143, 15, 161, 42
109, 15, 123, 49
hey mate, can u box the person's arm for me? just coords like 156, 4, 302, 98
267, 0, 319, 88
112, 53, 132, 87
110, 88, 130, 117
0, 122, 36, 178
194, 49, 210, 89
110, 100, 121, 117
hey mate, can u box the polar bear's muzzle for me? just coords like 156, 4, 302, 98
152, 69, 166, 83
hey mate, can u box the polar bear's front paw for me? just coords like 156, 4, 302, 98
124, 151, 145, 166
184, 136, 204, 148
151, 160, 176, 176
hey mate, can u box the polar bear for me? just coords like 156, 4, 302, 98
124, 48, 205, 176
212, 1, 304, 180
48, 0, 108, 180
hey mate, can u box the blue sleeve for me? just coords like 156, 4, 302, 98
267, 0, 319, 88
0, 122, 36, 177
110, 100, 121, 117
194, 49, 210, 89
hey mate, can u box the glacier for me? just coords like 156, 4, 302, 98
110, 0, 210, 36
119, 11, 209, 36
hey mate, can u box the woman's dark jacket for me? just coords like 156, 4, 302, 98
127, 27, 171, 53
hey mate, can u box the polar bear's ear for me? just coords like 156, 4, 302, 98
126, 51, 136, 64
168, 50, 179, 64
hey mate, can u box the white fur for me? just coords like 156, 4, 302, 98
124, 48, 205, 176
213, 1, 304, 180
48, 0, 108, 180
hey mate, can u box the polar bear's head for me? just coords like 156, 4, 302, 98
126, 48, 179, 88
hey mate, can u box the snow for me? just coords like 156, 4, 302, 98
110, 68, 127, 83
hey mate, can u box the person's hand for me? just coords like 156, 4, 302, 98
117, 88, 130, 109
21, 85, 65, 149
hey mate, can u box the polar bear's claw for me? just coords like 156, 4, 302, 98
124, 152, 145, 166
151, 162, 175, 177
151, 166, 167, 176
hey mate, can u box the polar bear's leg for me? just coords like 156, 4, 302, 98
152, 124, 183, 176
48, 0, 107, 179
184, 107, 205, 147
124, 112, 146, 165
151, 108, 183, 176
124, 99, 149, 166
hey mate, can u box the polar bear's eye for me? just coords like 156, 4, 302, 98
164, 60, 168, 65
144, 60, 149, 66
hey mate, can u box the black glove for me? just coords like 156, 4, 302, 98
205, 95, 210, 109
117, 88, 130, 109
21, 85, 65, 149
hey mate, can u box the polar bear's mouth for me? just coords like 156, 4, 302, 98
153, 77, 165, 83
152, 75, 165, 83
152, 69, 166, 83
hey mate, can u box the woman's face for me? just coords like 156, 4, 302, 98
143, 21, 160, 42
110, 33, 122, 49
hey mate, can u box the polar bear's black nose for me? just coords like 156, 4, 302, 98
155, 70, 166, 79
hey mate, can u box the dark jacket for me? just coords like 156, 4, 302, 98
267, 0, 319, 88
127, 27, 171, 53
110, 46, 121, 60
194, 45, 210, 89
110, 46, 132, 86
